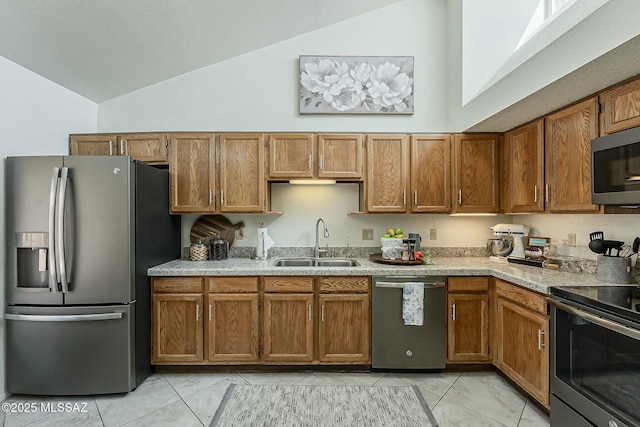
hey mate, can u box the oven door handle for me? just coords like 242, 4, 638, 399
548, 298, 640, 341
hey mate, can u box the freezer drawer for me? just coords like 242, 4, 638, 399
5, 304, 136, 395
371, 276, 446, 369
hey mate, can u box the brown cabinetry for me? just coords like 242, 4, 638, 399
452, 134, 500, 213
207, 277, 260, 364
494, 279, 549, 408
410, 134, 451, 212
316, 134, 363, 180
545, 98, 600, 213
365, 134, 410, 212
600, 78, 640, 135
217, 133, 266, 213
503, 120, 544, 213
70, 133, 169, 165
268, 133, 314, 179
152, 278, 204, 363
447, 277, 491, 363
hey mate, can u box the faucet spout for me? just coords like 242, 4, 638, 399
314, 218, 329, 258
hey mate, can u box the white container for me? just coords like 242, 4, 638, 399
381, 237, 403, 260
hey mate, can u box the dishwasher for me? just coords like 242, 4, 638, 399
371, 275, 446, 370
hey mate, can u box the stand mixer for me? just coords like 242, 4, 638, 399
489, 223, 529, 260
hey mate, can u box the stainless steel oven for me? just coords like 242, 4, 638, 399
549, 286, 640, 427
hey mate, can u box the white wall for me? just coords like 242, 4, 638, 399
97, 0, 448, 133
0, 55, 97, 399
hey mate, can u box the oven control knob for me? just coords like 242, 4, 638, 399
406, 350, 413, 357
609, 421, 618, 427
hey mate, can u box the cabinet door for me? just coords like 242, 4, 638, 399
316, 134, 363, 179
365, 134, 409, 212
69, 134, 117, 156
168, 133, 216, 213
218, 133, 265, 213
495, 297, 549, 408
263, 293, 314, 363
447, 293, 490, 362
503, 120, 544, 213
318, 294, 370, 364
600, 78, 640, 135
152, 293, 203, 363
452, 134, 500, 213
208, 293, 259, 363
545, 98, 599, 212
119, 133, 169, 164
410, 134, 451, 213
268, 133, 314, 178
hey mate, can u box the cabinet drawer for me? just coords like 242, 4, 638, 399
448, 277, 489, 292
264, 277, 314, 293
319, 277, 369, 293
495, 279, 547, 315
207, 277, 259, 293
152, 277, 203, 293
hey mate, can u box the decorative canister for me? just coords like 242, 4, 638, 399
210, 235, 229, 260
189, 239, 209, 261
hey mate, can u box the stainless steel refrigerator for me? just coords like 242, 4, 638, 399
5, 156, 181, 395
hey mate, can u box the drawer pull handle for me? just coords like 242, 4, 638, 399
452, 303, 456, 321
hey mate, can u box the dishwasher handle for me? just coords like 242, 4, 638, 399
375, 281, 445, 289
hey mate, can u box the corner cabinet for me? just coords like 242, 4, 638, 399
494, 279, 549, 409
69, 133, 169, 165
545, 98, 600, 213
365, 134, 410, 213
452, 134, 500, 213
446, 277, 491, 363
503, 120, 545, 213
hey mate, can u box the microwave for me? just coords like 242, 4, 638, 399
591, 126, 640, 205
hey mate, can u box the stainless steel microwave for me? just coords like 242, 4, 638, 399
591, 126, 640, 205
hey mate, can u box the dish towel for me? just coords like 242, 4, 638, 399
402, 282, 424, 326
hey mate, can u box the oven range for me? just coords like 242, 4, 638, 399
548, 285, 640, 427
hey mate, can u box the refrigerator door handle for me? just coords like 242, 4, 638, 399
56, 167, 70, 293
5, 313, 123, 322
48, 167, 60, 292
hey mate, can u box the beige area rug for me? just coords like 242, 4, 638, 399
210, 384, 438, 426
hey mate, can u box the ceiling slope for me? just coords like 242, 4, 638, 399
0, 0, 402, 102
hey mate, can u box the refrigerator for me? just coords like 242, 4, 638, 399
5, 156, 181, 395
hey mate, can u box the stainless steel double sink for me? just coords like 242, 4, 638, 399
273, 258, 360, 267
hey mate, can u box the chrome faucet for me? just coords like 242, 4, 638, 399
314, 218, 329, 258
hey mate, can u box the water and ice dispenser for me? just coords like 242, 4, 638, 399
15, 232, 49, 289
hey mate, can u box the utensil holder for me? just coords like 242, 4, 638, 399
596, 255, 632, 284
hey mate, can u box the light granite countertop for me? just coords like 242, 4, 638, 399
147, 256, 627, 294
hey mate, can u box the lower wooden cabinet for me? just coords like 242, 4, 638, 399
446, 277, 491, 363
152, 275, 370, 366
494, 279, 549, 408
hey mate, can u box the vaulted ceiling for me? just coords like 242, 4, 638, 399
0, 0, 403, 102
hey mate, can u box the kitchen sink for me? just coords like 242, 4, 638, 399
273, 258, 360, 267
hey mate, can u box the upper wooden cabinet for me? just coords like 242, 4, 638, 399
70, 133, 169, 165
545, 97, 600, 213
217, 133, 265, 213
410, 134, 451, 213
365, 134, 410, 213
452, 134, 500, 214
268, 133, 314, 179
168, 133, 216, 214
503, 120, 545, 213
600, 78, 640, 136
316, 134, 363, 180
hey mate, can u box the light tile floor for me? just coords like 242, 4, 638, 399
0, 371, 550, 427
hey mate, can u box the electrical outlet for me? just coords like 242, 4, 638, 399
362, 228, 374, 240
430, 228, 437, 240
568, 233, 576, 246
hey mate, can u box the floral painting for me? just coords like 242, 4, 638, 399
299, 56, 414, 114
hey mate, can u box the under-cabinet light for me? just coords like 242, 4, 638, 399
289, 179, 337, 185
448, 213, 498, 217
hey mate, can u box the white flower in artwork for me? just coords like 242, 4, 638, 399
300, 59, 349, 97
367, 63, 413, 112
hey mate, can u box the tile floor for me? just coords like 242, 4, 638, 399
0, 371, 549, 427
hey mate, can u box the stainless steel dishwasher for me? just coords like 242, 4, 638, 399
371, 275, 446, 370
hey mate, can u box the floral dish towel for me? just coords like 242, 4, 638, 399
402, 282, 424, 326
